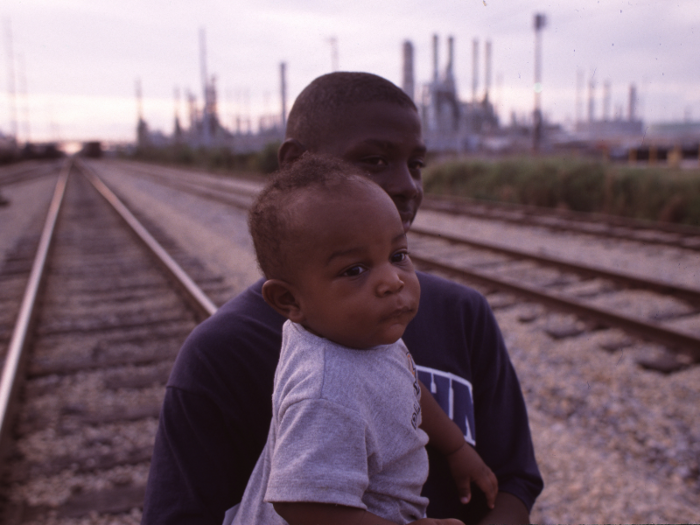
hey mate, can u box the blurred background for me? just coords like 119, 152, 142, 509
1, 1, 699, 150
2, 0, 700, 223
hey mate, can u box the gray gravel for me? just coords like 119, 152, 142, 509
0, 173, 57, 264
7, 160, 698, 524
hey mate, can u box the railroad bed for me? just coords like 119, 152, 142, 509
1, 159, 699, 523
0, 161, 232, 523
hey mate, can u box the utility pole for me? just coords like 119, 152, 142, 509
533, 13, 546, 152
199, 27, 211, 146
18, 53, 30, 144
4, 18, 18, 142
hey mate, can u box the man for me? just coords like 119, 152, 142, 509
141, 72, 542, 525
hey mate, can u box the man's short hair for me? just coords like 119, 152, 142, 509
249, 152, 373, 280
286, 72, 417, 150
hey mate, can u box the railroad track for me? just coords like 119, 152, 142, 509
0, 159, 228, 523
91, 160, 700, 371
420, 193, 700, 252
0, 162, 61, 191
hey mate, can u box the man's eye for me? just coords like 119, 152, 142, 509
409, 159, 425, 170
362, 157, 388, 167
342, 266, 366, 277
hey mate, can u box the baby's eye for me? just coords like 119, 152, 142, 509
342, 265, 366, 277
391, 251, 409, 264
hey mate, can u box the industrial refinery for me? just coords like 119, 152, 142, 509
132, 28, 698, 163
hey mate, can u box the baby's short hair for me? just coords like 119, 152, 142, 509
286, 72, 417, 150
249, 153, 373, 280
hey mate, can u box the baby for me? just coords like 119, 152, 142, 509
226, 153, 497, 525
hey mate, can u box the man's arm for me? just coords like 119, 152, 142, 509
273, 502, 466, 525
476, 492, 530, 525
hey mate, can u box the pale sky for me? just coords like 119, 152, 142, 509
2, 0, 700, 143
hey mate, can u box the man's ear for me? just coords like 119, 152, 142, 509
278, 138, 306, 167
262, 279, 305, 323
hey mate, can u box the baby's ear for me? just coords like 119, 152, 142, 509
261, 279, 305, 323
277, 138, 306, 167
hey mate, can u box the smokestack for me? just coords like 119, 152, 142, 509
280, 62, 287, 130
199, 28, 208, 103
402, 40, 415, 101
588, 76, 595, 122
472, 39, 479, 103
446, 36, 454, 80
484, 40, 492, 101
575, 69, 584, 125
603, 80, 611, 122
628, 84, 637, 121
432, 34, 439, 82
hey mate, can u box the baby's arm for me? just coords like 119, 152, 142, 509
273, 502, 465, 525
418, 380, 498, 509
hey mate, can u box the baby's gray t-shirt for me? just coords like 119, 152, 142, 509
226, 320, 429, 525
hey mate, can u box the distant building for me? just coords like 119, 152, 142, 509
136, 31, 286, 155
407, 35, 500, 154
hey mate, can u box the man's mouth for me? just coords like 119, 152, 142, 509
398, 209, 416, 231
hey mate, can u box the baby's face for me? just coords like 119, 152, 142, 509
289, 182, 420, 349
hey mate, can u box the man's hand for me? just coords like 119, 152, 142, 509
446, 441, 498, 509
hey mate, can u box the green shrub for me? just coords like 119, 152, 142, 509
423, 157, 700, 226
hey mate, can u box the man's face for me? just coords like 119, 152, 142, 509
313, 102, 426, 232
288, 182, 421, 350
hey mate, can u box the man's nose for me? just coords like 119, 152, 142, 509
384, 164, 420, 202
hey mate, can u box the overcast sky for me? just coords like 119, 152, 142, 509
2, 0, 700, 143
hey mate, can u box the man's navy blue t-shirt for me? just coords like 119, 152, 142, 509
142, 272, 543, 524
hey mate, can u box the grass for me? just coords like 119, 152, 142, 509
129, 142, 280, 175
423, 156, 700, 227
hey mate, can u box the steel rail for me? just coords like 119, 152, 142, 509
410, 253, 700, 359
0, 159, 71, 454
75, 158, 217, 319
409, 226, 700, 302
